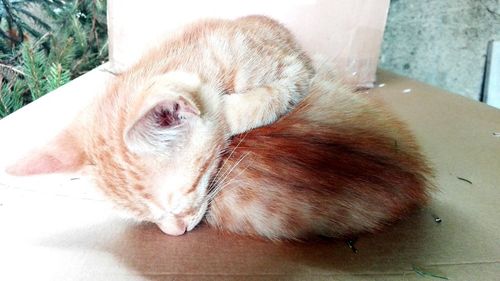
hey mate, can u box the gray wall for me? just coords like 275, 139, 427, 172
380, 0, 500, 100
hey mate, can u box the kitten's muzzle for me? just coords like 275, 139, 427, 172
156, 201, 208, 235
157, 215, 187, 236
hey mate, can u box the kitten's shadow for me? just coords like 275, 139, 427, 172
38, 201, 456, 280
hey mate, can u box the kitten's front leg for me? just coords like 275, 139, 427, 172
223, 85, 303, 135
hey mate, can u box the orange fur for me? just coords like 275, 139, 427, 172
6, 17, 433, 240
206, 69, 434, 240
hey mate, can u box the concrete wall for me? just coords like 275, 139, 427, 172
380, 0, 500, 100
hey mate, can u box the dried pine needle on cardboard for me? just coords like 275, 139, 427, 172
457, 177, 472, 184
412, 265, 449, 280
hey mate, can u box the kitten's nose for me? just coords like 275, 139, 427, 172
157, 216, 187, 236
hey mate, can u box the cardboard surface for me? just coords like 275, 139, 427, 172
1, 69, 499, 280
107, 0, 389, 87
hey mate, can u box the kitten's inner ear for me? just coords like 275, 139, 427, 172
154, 96, 200, 127
125, 96, 200, 154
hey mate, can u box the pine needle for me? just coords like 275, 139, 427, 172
412, 265, 449, 280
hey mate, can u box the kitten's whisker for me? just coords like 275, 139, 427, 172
207, 168, 250, 207
212, 151, 250, 194
205, 152, 250, 203
206, 180, 241, 203
207, 165, 250, 204
207, 177, 241, 204
208, 132, 249, 192
216, 132, 248, 177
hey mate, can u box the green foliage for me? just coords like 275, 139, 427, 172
45, 63, 71, 93
0, 74, 25, 117
21, 41, 47, 100
0, 0, 108, 118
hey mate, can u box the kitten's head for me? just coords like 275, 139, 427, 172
6, 71, 229, 236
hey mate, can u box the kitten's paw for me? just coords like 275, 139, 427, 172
223, 85, 292, 135
223, 94, 249, 135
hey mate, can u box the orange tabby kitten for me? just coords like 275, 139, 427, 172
6, 17, 433, 240
7, 67, 433, 240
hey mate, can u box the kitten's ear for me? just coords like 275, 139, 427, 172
125, 71, 202, 154
125, 94, 201, 154
6, 129, 88, 176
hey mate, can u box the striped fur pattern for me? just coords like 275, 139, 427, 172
6, 17, 433, 240
206, 69, 434, 240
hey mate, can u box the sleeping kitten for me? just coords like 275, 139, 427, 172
6, 66, 433, 240
7, 16, 314, 236
6, 17, 433, 240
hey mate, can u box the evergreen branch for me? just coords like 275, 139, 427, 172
44, 62, 70, 92
0, 29, 20, 43
16, 7, 51, 31
1, 0, 24, 44
21, 42, 45, 101
49, 35, 75, 69
13, 14, 42, 38
0, 74, 25, 118
1, 0, 15, 26
13, 14, 25, 40
0, 62, 25, 76
32, 31, 51, 48
0, 75, 9, 117
37, 2, 59, 19
0, 0, 108, 118
0, 90, 10, 117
